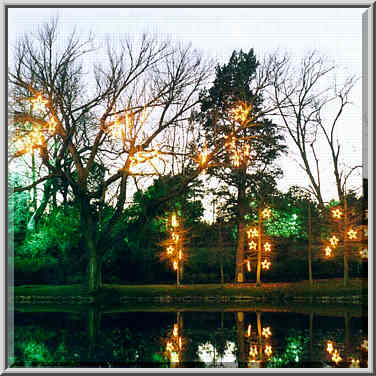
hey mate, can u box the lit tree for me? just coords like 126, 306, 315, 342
322, 192, 365, 287
8, 20, 211, 291
195, 49, 286, 284
160, 212, 188, 285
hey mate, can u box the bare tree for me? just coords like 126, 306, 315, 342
267, 51, 361, 208
9, 20, 211, 291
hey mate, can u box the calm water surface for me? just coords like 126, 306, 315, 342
11, 306, 368, 368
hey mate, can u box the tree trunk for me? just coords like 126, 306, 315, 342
343, 198, 349, 287
236, 312, 246, 367
235, 184, 247, 283
308, 204, 313, 285
79, 195, 101, 292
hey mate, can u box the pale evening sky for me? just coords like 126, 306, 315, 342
8, 7, 365, 209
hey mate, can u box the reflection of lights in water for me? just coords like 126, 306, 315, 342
265, 345, 272, 357
350, 358, 360, 368
249, 345, 258, 357
197, 341, 236, 367
173, 324, 178, 337
326, 341, 334, 354
361, 339, 368, 351
246, 324, 251, 337
262, 327, 272, 338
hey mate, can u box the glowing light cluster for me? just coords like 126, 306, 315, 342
14, 127, 45, 155
30, 93, 49, 112
231, 102, 253, 124
165, 321, 183, 366
164, 213, 184, 277
326, 340, 342, 365
225, 135, 251, 168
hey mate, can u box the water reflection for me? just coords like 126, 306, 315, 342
12, 307, 368, 368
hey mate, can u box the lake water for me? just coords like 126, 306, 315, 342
11, 305, 368, 368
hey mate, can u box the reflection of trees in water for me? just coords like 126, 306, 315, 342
13, 309, 367, 368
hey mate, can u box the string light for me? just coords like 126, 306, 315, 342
47, 117, 57, 134
246, 260, 251, 272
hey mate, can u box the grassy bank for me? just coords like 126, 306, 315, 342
14, 278, 367, 300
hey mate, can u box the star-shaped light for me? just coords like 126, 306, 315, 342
360, 248, 368, 259
30, 93, 48, 112
326, 341, 334, 354
248, 241, 257, 250
249, 345, 258, 357
247, 227, 258, 238
325, 246, 332, 257
246, 260, 251, 272
347, 229, 357, 240
173, 260, 178, 270
261, 259, 271, 270
264, 345, 272, 357
166, 246, 174, 255
361, 339, 368, 351
329, 235, 339, 247
262, 327, 272, 338
331, 350, 342, 364
331, 208, 343, 219
262, 208, 272, 219
231, 102, 252, 124
264, 242, 272, 252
